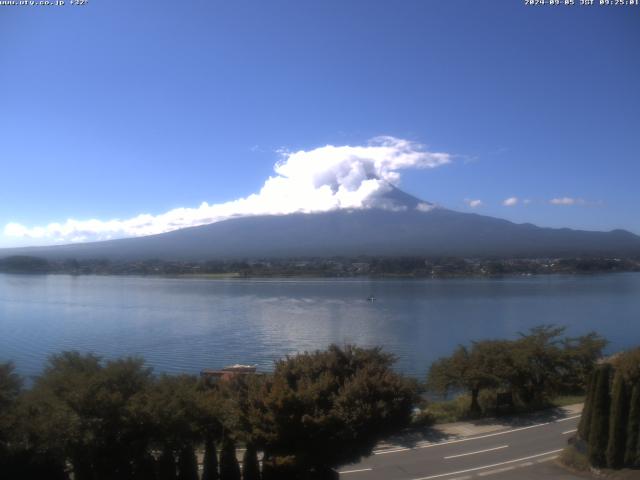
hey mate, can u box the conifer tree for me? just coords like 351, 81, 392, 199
177, 445, 199, 480
219, 438, 241, 480
588, 364, 612, 468
578, 369, 597, 442
260, 454, 275, 480
242, 443, 260, 480
132, 452, 158, 480
606, 372, 629, 468
624, 384, 640, 467
202, 438, 219, 480
636, 427, 640, 469
158, 449, 178, 480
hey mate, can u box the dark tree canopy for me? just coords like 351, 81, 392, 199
219, 438, 241, 480
250, 345, 417, 472
242, 444, 260, 480
427, 326, 606, 415
202, 438, 219, 480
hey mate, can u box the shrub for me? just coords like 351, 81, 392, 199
560, 445, 590, 472
411, 408, 435, 428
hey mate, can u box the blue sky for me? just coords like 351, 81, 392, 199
0, 0, 639, 247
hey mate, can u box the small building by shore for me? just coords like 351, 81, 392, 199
200, 364, 260, 381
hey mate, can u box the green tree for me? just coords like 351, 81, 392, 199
578, 369, 598, 443
177, 445, 199, 480
560, 332, 607, 392
588, 364, 612, 468
242, 443, 260, 480
158, 449, 178, 480
509, 326, 566, 406
0, 362, 21, 409
624, 384, 640, 467
132, 452, 158, 480
428, 326, 606, 415
0, 362, 21, 457
219, 437, 241, 480
23, 352, 153, 479
260, 455, 275, 480
132, 374, 204, 460
606, 372, 629, 468
613, 347, 640, 384
260, 455, 297, 480
0, 255, 50, 273
251, 345, 417, 476
0, 364, 69, 479
428, 341, 512, 416
2, 450, 69, 480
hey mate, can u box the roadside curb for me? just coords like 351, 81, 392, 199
373, 403, 583, 455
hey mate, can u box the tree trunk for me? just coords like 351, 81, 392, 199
469, 387, 481, 417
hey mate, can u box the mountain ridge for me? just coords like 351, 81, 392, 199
1, 188, 639, 261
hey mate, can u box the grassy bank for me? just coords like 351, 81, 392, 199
417, 394, 585, 425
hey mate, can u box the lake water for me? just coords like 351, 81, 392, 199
1, 273, 639, 379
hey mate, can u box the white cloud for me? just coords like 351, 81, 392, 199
416, 202, 435, 212
502, 197, 519, 207
549, 197, 585, 206
4, 136, 452, 244
464, 199, 483, 208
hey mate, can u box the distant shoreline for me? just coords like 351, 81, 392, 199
1, 268, 640, 282
1, 254, 639, 279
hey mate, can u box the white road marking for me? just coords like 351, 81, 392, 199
374, 414, 580, 456
339, 468, 373, 474
556, 415, 581, 422
477, 466, 515, 476
562, 429, 577, 435
519, 462, 534, 466
444, 445, 509, 459
535, 455, 558, 463
411, 449, 564, 480
375, 447, 412, 455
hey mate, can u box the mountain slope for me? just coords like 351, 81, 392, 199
2, 189, 639, 261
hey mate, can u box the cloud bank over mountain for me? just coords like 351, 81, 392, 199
4, 137, 451, 244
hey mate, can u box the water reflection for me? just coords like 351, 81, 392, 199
0, 273, 638, 378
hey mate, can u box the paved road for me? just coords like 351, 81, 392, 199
338, 414, 582, 480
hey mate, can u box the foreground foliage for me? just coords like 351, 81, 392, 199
577, 347, 640, 470
0, 345, 416, 479
427, 326, 606, 417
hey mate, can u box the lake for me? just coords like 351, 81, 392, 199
1, 273, 639, 379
